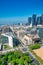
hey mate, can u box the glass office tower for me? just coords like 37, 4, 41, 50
28, 17, 32, 25
32, 14, 37, 26
37, 16, 42, 25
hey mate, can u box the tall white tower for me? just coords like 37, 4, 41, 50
8, 36, 13, 48
29, 21, 32, 27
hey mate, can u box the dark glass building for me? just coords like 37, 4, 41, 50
41, 14, 43, 25
37, 16, 42, 25
2, 36, 8, 44
32, 14, 37, 26
28, 17, 31, 25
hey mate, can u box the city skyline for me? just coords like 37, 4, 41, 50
0, 0, 43, 24
0, 14, 43, 25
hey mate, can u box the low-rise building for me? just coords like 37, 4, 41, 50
16, 30, 26, 39
23, 34, 32, 45
23, 34, 40, 46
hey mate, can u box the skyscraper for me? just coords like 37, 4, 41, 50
37, 16, 42, 25
32, 14, 37, 26
28, 17, 31, 25
41, 14, 43, 25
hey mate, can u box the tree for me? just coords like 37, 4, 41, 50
24, 56, 32, 63
8, 55, 12, 63
19, 57, 24, 65
30, 44, 40, 50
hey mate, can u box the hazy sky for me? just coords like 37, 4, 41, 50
0, 0, 43, 24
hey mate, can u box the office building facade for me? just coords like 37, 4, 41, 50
28, 17, 32, 25
37, 16, 42, 25
32, 14, 37, 26
41, 14, 43, 25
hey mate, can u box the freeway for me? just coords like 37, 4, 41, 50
27, 51, 40, 65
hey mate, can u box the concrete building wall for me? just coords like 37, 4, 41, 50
1, 33, 13, 48
23, 35, 33, 46
8, 36, 13, 48
16, 30, 26, 39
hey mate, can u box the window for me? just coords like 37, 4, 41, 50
2, 36, 8, 44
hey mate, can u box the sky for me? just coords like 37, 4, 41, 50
0, 0, 43, 24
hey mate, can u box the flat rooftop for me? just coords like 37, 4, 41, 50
33, 47, 43, 60
1, 33, 14, 37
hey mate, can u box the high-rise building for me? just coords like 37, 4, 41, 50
37, 27, 43, 38
41, 14, 43, 25
37, 16, 42, 25
1, 33, 20, 48
32, 14, 37, 26
28, 17, 31, 25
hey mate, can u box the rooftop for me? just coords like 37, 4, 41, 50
33, 47, 43, 60
1, 33, 14, 38
25, 34, 40, 39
